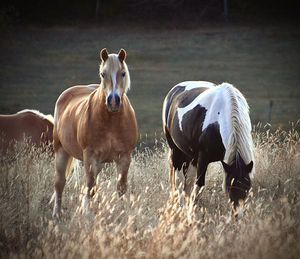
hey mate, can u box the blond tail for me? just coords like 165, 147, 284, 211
49, 157, 77, 204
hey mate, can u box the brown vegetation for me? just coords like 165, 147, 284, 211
1, 123, 300, 258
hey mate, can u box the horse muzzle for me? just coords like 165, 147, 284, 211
106, 93, 121, 112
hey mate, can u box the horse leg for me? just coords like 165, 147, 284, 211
183, 163, 196, 198
83, 151, 104, 197
53, 148, 71, 218
82, 152, 103, 215
191, 153, 208, 206
169, 148, 187, 206
168, 149, 176, 193
115, 153, 131, 197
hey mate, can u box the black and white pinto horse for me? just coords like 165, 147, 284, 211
162, 81, 255, 215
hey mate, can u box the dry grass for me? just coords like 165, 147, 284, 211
1, 123, 300, 258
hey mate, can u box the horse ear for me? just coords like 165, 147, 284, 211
100, 48, 109, 62
118, 48, 126, 63
222, 161, 231, 173
246, 161, 253, 173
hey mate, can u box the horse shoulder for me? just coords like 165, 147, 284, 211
122, 96, 138, 133
99, 97, 137, 153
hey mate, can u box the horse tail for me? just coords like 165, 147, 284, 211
49, 158, 80, 204
65, 157, 75, 180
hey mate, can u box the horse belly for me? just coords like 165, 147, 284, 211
61, 132, 83, 160
96, 135, 134, 162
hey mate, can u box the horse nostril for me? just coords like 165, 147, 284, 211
107, 95, 112, 105
114, 94, 120, 106
107, 93, 121, 111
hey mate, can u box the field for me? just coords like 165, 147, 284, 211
1, 24, 300, 142
0, 23, 300, 257
0, 124, 300, 258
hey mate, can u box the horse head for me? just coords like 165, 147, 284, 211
222, 155, 253, 211
99, 48, 130, 112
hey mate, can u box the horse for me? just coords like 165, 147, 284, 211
0, 109, 54, 154
52, 48, 138, 218
162, 81, 255, 216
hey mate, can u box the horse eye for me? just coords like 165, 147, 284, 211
101, 72, 106, 78
121, 71, 126, 77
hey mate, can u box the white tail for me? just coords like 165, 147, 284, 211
49, 158, 81, 204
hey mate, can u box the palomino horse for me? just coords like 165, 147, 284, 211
0, 109, 54, 154
52, 48, 138, 218
162, 81, 254, 216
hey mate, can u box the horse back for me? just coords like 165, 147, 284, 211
54, 85, 94, 117
0, 111, 54, 152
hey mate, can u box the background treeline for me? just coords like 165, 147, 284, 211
1, 0, 299, 25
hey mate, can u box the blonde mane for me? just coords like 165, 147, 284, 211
18, 109, 54, 124
222, 83, 255, 175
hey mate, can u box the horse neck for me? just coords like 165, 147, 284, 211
222, 84, 253, 166
91, 85, 124, 116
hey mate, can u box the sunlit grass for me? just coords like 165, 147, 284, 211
0, 123, 300, 258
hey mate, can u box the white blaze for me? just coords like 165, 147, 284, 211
112, 72, 117, 91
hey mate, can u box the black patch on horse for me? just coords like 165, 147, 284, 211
173, 104, 207, 157
178, 89, 203, 108
199, 122, 226, 162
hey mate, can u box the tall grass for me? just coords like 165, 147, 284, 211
1, 123, 300, 258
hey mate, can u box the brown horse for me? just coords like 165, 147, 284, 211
0, 109, 54, 154
52, 48, 138, 218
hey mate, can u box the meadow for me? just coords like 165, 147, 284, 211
0, 123, 299, 258
0, 23, 300, 258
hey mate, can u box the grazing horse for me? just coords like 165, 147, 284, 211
52, 48, 138, 218
0, 109, 54, 154
162, 81, 254, 215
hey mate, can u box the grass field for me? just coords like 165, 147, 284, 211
0, 24, 299, 143
0, 124, 299, 258
1, 23, 300, 258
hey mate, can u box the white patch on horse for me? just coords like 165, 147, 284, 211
175, 81, 215, 131
176, 81, 215, 91
112, 72, 117, 92
177, 84, 232, 146
200, 85, 233, 149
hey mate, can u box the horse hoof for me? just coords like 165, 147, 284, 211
233, 208, 244, 220
178, 189, 185, 207
117, 183, 127, 197
52, 213, 61, 222
52, 206, 62, 221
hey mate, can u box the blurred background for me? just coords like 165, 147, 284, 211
1, 0, 299, 144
